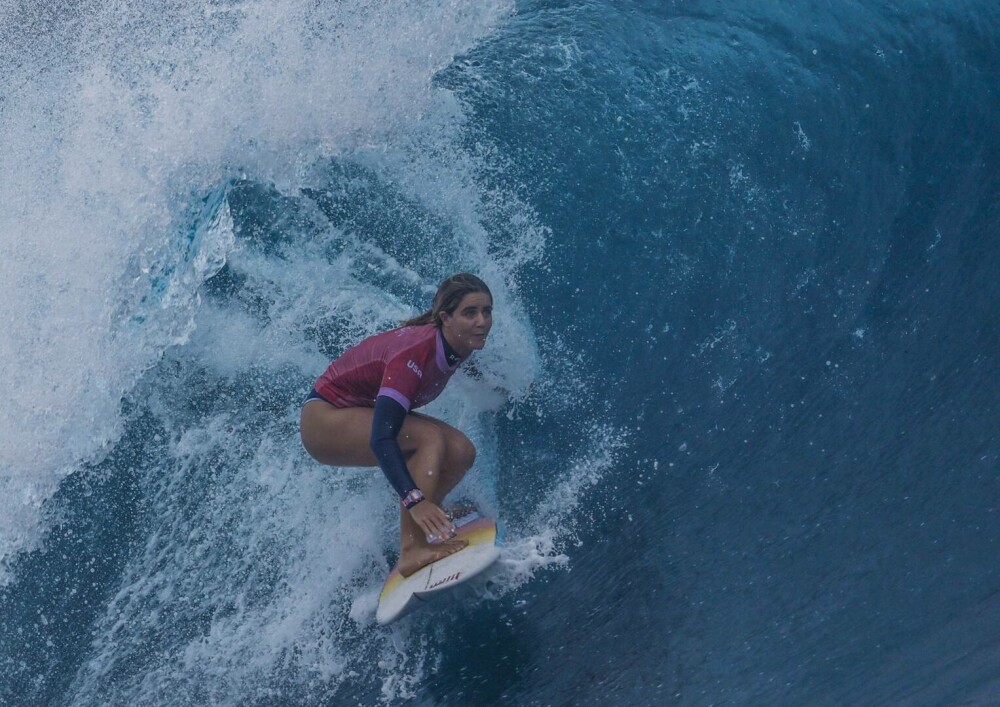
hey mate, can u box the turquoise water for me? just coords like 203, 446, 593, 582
2, 1, 998, 704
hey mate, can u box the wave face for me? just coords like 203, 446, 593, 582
2, 0, 999, 704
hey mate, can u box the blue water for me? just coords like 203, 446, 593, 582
2, 0, 998, 704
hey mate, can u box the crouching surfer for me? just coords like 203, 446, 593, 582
299, 273, 493, 577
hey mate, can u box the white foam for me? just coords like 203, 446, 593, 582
0, 0, 513, 581
490, 424, 630, 594
1, 1, 630, 701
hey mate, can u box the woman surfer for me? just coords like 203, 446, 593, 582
300, 273, 493, 577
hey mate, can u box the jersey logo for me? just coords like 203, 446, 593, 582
407, 360, 424, 378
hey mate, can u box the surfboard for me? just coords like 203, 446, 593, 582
376, 503, 500, 625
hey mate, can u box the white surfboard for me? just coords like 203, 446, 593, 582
376, 504, 500, 625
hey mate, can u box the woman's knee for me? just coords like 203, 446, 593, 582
448, 431, 477, 473
400, 419, 447, 457
401, 414, 475, 474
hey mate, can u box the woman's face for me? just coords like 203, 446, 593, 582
440, 292, 493, 355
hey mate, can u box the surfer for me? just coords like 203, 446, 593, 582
300, 273, 493, 577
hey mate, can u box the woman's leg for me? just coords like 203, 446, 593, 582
406, 410, 477, 500
300, 401, 478, 576
395, 413, 479, 575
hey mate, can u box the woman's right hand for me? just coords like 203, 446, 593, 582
409, 500, 456, 543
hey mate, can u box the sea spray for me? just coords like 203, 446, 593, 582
0, 0, 513, 582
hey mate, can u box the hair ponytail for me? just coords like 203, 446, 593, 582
401, 273, 492, 328
402, 309, 436, 327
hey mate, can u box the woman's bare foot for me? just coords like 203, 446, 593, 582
398, 538, 468, 577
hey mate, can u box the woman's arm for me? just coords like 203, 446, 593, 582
369, 396, 457, 542
369, 395, 418, 498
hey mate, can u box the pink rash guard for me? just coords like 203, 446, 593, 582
314, 324, 462, 412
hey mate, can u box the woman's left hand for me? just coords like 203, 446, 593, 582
408, 500, 456, 542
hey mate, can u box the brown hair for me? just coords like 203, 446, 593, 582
402, 273, 493, 327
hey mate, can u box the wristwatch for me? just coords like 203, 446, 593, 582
401, 488, 426, 509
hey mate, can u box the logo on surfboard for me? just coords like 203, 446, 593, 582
426, 572, 461, 590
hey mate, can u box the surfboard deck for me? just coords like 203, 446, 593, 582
376, 503, 500, 625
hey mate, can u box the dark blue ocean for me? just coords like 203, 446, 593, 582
2, 0, 998, 704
